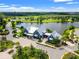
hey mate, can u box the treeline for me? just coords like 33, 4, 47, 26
7, 15, 79, 23
0, 12, 79, 16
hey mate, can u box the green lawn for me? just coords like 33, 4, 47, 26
62, 51, 79, 59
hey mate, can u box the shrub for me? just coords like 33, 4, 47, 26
0, 40, 14, 52
46, 28, 53, 33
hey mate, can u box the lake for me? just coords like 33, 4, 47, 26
16, 22, 79, 34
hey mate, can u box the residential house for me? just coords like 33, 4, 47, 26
24, 26, 38, 38
33, 28, 45, 39
48, 31, 61, 41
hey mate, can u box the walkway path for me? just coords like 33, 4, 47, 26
63, 46, 79, 56
6, 22, 14, 40
0, 52, 12, 59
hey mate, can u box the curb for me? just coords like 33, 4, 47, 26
36, 42, 56, 49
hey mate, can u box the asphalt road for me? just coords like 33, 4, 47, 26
36, 44, 67, 59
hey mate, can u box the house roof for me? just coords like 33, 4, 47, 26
26, 33, 33, 36
36, 28, 45, 35
27, 26, 38, 34
51, 31, 61, 38
16, 23, 39, 34
44, 33, 52, 36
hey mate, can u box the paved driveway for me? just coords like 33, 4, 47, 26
6, 22, 14, 40
36, 44, 67, 59
0, 52, 12, 59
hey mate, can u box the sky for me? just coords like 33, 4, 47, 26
0, 0, 79, 12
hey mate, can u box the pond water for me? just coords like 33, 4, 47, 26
16, 22, 79, 34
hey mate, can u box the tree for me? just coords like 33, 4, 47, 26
62, 29, 70, 42
70, 55, 77, 59
62, 34, 69, 42
68, 25, 75, 30
69, 30, 75, 40
39, 51, 48, 59
29, 45, 35, 57
13, 46, 49, 59
11, 21, 16, 29
46, 28, 52, 33
23, 54, 29, 59
17, 46, 23, 59
20, 26, 25, 36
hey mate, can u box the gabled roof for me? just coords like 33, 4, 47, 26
36, 28, 45, 35
51, 31, 61, 38
27, 26, 38, 34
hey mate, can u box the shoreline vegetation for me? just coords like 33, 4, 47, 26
14, 19, 72, 23
4, 15, 79, 23
1, 12, 79, 23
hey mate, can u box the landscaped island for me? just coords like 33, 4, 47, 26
62, 50, 79, 59
13, 45, 49, 59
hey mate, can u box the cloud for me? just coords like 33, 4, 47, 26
46, 7, 79, 12
0, 3, 79, 12
66, 2, 79, 4
53, 0, 73, 2
0, 3, 9, 8
51, 7, 65, 10
0, 5, 9, 8
0, 4, 5, 6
